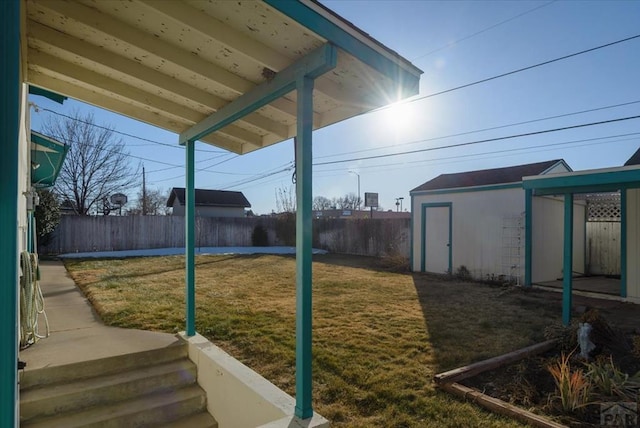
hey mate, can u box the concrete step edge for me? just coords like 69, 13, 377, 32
21, 339, 187, 389
160, 411, 218, 428
21, 359, 197, 422
22, 384, 207, 428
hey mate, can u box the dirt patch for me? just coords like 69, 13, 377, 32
461, 310, 640, 427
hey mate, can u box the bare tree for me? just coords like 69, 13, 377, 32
313, 196, 332, 211
42, 111, 138, 215
127, 188, 170, 215
333, 193, 360, 210
275, 185, 296, 213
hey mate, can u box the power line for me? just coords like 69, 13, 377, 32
377, 33, 640, 112
314, 115, 640, 166
316, 100, 640, 160
34, 106, 226, 154
412, 1, 557, 61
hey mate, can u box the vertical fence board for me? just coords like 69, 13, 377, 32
43, 216, 410, 258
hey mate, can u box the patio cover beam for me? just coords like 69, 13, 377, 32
179, 43, 337, 145
0, 0, 20, 425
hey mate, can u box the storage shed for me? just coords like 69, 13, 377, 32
410, 160, 586, 284
168, 187, 251, 218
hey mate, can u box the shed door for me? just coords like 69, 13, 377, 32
423, 205, 451, 274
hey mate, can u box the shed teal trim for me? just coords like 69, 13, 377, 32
28, 85, 67, 104
562, 194, 573, 326
411, 182, 521, 196
523, 168, 640, 195
620, 189, 627, 298
409, 194, 414, 270
180, 43, 337, 145
420, 202, 452, 273
524, 189, 532, 286
0, 0, 20, 425
264, 0, 421, 97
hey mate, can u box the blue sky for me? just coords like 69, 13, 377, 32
29, 0, 640, 214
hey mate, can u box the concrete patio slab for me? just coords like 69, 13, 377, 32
19, 260, 179, 371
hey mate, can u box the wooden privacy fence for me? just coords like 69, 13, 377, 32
43, 215, 410, 258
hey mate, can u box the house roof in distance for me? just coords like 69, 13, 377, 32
167, 187, 251, 208
624, 147, 640, 166
411, 159, 569, 193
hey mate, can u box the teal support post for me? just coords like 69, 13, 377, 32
185, 140, 196, 336
620, 189, 627, 298
294, 74, 314, 420
524, 189, 533, 286
562, 193, 574, 326
0, 0, 20, 425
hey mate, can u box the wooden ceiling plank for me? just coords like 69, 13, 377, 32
35, 0, 313, 122
28, 71, 245, 154
29, 50, 262, 148
28, 20, 289, 139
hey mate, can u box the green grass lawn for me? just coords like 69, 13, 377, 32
64, 253, 565, 427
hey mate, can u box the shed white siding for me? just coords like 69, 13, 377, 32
412, 187, 586, 284
412, 186, 525, 280
531, 196, 586, 283
626, 188, 640, 301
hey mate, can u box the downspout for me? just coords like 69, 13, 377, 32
524, 188, 532, 286
0, 0, 21, 425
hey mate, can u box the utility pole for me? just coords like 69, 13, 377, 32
142, 165, 147, 215
349, 171, 360, 210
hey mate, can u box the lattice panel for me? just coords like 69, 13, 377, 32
587, 200, 621, 222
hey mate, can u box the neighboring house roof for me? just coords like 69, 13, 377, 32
411, 159, 569, 193
624, 147, 640, 166
167, 188, 251, 208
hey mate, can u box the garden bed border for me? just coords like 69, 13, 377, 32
434, 339, 566, 428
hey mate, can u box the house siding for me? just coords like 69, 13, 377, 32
172, 202, 245, 218
626, 188, 640, 300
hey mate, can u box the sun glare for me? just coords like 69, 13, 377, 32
382, 101, 415, 135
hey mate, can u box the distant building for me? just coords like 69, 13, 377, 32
313, 209, 410, 219
167, 187, 251, 218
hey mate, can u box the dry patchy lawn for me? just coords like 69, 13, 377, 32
64, 253, 577, 427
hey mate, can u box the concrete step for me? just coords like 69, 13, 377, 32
21, 359, 197, 422
20, 341, 187, 389
22, 384, 207, 428
160, 411, 218, 428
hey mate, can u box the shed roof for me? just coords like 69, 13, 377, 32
24, 0, 422, 155
167, 187, 251, 208
624, 147, 640, 166
411, 159, 567, 193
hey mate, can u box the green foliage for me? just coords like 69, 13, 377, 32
251, 224, 269, 247
585, 355, 640, 400
547, 351, 592, 412
34, 189, 61, 246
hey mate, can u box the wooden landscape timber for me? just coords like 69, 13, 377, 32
434, 339, 558, 384
435, 339, 563, 428
440, 383, 567, 428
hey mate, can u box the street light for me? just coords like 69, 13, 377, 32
348, 171, 360, 210
395, 197, 404, 212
